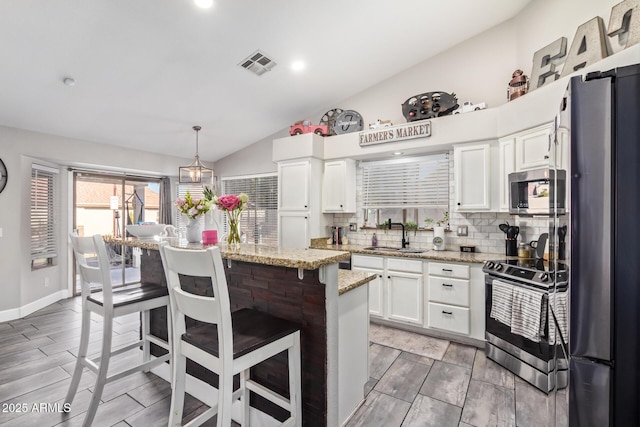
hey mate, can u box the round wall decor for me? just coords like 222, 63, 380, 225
0, 158, 7, 193
332, 110, 364, 135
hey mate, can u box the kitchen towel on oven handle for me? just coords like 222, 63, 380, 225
548, 290, 569, 345
490, 280, 513, 327
511, 286, 545, 342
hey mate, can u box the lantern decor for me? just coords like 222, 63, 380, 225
508, 70, 530, 101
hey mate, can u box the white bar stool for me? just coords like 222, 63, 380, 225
65, 233, 171, 426
159, 242, 302, 427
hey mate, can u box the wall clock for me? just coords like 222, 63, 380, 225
0, 159, 6, 193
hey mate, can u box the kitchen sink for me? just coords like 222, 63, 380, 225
362, 246, 428, 254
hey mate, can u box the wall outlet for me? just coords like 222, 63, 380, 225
457, 226, 468, 236
349, 223, 357, 232
44, 277, 49, 287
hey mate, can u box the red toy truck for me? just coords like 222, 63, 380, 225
289, 120, 328, 136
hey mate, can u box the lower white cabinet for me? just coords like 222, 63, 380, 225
387, 271, 423, 325
352, 254, 424, 325
352, 255, 486, 342
278, 212, 308, 249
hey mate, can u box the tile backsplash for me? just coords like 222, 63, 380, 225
328, 151, 550, 255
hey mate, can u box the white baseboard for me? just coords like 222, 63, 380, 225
152, 363, 279, 427
0, 290, 70, 322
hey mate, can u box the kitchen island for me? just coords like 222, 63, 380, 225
104, 237, 373, 427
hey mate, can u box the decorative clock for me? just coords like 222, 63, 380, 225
0, 158, 7, 193
332, 110, 364, 135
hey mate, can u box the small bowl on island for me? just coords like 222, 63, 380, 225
125, 224, 168, 240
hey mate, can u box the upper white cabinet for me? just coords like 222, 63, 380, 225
514, 123, 553, 171
323, 159, 356, 213
454, 143, 491, 211
498, 137, 515, 212
278, 161, 310, 211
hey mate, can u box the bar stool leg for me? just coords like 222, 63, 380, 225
141, 309, 151, 371
83, 314, 114, 427
288, 331, 302, 427
65, 305, 92, 406
168, 352, 186, 427
217, 362, 233, 427
240, 369, 251, 426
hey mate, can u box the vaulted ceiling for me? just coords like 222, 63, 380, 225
0, 0, 532, 161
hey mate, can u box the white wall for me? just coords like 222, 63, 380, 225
0, 125, 188, 317
214, 0, 624, 175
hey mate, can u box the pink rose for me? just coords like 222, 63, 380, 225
217, 195, 240, 211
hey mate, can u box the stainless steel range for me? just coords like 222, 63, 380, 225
483, 258, 569, 393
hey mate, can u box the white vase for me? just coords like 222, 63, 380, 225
433, 226, 446, 251
185, 217, 203, 243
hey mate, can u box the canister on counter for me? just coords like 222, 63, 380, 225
518, 243, 532, 258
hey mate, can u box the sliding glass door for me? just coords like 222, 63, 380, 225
72, 171, 162, 295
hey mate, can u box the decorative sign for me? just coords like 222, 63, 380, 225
359, 121, 431, 147
530, 0, 640, 90
333, 110, 364, 134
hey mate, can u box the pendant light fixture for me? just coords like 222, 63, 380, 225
179, 125, 214, 184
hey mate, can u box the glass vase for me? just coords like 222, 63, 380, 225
227, 213, 241, 246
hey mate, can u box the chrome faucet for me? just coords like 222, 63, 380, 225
388, 218, 408, 248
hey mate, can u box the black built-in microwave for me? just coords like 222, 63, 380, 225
509, 168, 566, 216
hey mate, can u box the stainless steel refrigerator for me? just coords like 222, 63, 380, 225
563, 64, 640, 426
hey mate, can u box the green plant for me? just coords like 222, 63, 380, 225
404, 221, 418, 231
436, 211, 449, 227
424, 217, 434, 228
377, 219, 390, 229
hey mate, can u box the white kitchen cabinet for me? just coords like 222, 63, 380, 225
278, 161, 310, 211
426, 261, 485, 341
277, 158, 328, 248
454, 143, 491, 211
514, 123, 553, 171
498, 137, 515, 211
387, 271, 423, 325
278, 212, 308, 249
352, 254, 424, 324
322, 159, 356, 213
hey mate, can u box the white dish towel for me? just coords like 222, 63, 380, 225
510, 286, 545, 342
490, 280, 513, 327
548, 291, 569, 345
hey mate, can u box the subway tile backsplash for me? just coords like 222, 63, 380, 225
328, 152, 550, 255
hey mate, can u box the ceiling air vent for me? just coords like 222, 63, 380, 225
238, 50, 276, 76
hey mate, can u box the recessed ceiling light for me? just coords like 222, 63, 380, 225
393, 151, 403, 156
194, 0, 213, 9
63, 77, 75, 86
291, 61, 305, 72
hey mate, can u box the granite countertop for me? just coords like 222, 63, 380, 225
338, 270, 376, 295
309, 239, 504, 264
103, 236, 351, 270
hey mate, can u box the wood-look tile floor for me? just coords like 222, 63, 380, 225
0, 297, 568, 426
347, 323, 569, 427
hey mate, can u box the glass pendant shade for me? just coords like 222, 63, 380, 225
179, 126, 214, 184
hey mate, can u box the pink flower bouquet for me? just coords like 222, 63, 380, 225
175, 191, 210, 219
212, 193, 249, 245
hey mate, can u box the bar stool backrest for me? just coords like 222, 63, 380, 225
158, 243, 233, 358
69, 233, 114, 307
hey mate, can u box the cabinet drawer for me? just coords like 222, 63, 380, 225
428, 277, 470, 307
352, 254, 384, 270
387, 258, 423, 274
428, 262, 469, 279
428, 303, 470, 335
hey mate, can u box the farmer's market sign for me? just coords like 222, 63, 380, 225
359, 121, 431, 147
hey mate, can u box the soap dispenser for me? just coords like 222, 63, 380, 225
372, 233, 378, 247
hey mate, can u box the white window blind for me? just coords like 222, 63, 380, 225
361, 154, 449, 208
222, 174, 278, 245
175, 184, 206, 232
31, 164, 58, 267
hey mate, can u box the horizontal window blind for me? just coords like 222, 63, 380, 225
222, 174, 278, 246
31, 164, 58, 264
175, 184, 206, 232
361, 154, 449, 208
